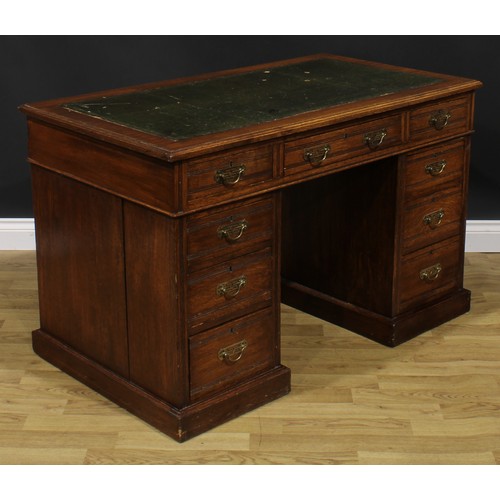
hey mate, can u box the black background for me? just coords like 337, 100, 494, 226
2, 35, 499, 218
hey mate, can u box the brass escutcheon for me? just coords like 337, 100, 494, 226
218, 339, 248, 364
364, 128, 387, 150
216, 275, 247, 298
217, 219, 248, 242
419, 263, 442, 282
425, 160, 447, 176
423, 209, 445, 229
429, 110, 451, 130
214, 163, 246, 186
303, 144, 331, 167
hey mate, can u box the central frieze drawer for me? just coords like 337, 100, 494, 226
187, 247, 273, 334
284, 113, 403, 176
189, 308, 276, 401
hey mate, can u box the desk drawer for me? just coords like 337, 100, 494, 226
189, 308, 276, 400
189, 308, 276, 401
284, 113, 403, 176
185, 144, 274, 209
398, 236, 461, 313
186, 194, 274, 272
187, 248, 273, 333
402, 189, 463, 253
409, 96, 470, 144
404, 139, 466, 202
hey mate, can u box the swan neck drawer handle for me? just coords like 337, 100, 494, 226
214, 163, 246, 186
303, 144, 331, 167
218, 339, 248, 364
429, 110, 451, 130
419, 263, 442, 282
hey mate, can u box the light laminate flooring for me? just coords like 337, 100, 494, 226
1, 251, 499, 464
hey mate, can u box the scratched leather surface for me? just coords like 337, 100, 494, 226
64, 58, 442, 141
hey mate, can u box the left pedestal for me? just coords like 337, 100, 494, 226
30, 165, 290, 442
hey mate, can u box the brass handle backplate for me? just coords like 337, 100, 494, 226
304, 144, 331, 167
217, 219, 248, 242
216, 275, 247, 298
423, 209, 445, 229
364, 128, 387, 150
429, 110, 451, 130
214, 163, 246, 186
218, 339, 248, 364
425, 160, 447, 177
419, 263, 442, 282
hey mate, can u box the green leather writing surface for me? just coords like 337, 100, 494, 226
64, 58, 442, 141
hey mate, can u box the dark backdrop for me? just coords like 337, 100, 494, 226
2, 35, 499, 218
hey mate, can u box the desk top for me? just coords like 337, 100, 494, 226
20, 54, 482, 161
63, 58, 441, 141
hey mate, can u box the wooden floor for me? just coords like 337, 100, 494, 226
1, 251, 500, 464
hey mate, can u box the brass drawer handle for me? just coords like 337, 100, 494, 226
425, 160, 447, 176
364, 128, 387, 150
217, 219, 248, 242
218, 339, 248, 364
216, 275, 247, 298
214, 163, 246, 186
429, 110, 451, 130
423, 209, 445, 229
304, 144, 331, 167
419, 263, 442, 282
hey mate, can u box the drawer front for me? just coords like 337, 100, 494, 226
409, 95, 470, 144
187, 248, 273, 333
398, 236, 462, 313
404, 139, 466, 202
186, 194, 274, 272
185, 144, 274, 209
189, 308, 276, 401
284, 113, 403, 176
402, 189, 464, 254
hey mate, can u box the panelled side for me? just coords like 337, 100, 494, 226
31, 165, 129, 377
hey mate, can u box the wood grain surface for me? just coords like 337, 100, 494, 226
1, 251, 499, 464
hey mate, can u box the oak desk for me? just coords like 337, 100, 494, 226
20, 54, 482, 441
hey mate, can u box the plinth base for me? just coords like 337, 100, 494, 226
282, 280, 471, 347
32, 329, 291, 442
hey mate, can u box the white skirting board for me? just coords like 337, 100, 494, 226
0, 218, 500, 252
0, 219, 36, 250
464, 220, 500, 252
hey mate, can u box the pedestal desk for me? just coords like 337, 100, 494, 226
20, 54, 482, 441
